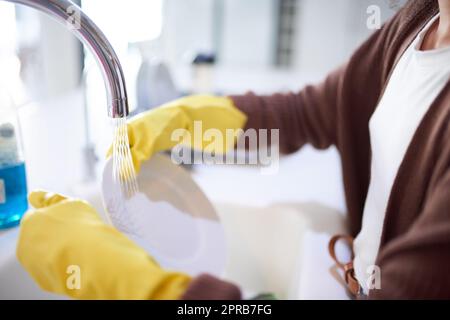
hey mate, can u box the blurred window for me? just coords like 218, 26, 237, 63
275, 0, 298, 67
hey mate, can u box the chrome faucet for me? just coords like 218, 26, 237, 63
5, 0, 129, 118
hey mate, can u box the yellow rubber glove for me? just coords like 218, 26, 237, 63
17, 191, 192, 300
111, 95, 247, 172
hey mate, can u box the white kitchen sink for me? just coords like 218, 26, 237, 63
0, 200, 348, 300
0, 141, 349, 299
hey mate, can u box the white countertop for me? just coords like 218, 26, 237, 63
190, 146, 348, 299
193, 145, 346, 212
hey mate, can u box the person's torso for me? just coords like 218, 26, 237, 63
353, 14, 450, 293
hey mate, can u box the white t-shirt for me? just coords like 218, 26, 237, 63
353, 14, 450, 294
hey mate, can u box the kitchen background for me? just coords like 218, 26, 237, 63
0, 0, 399, 204
0, 0, 406, 300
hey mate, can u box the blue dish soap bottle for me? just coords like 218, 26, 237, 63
0, 98, 28, 229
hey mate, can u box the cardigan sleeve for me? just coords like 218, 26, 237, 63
229, 67, 346, 154
368, 168, 450, 299
229, 7, 409, 155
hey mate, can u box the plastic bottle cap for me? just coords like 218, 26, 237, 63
0, 123, 14, 138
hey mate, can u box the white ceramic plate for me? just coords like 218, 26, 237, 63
102, 154, 227, 277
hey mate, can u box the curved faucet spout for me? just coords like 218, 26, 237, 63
5, 0, 128, 118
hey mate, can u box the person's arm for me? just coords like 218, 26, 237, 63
229, 69, 344, 153
229, 9, 406, 154
369, 167, 450, 299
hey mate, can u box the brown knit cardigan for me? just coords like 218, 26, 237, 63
184, 0, 450, 300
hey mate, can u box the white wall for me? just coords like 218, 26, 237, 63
294, 0, 397, 75
39, 14, 81, 98
161, 0, 400, 78
220, 0, 277, 67
161, 0, 277, 69
162, 0, 215, 67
